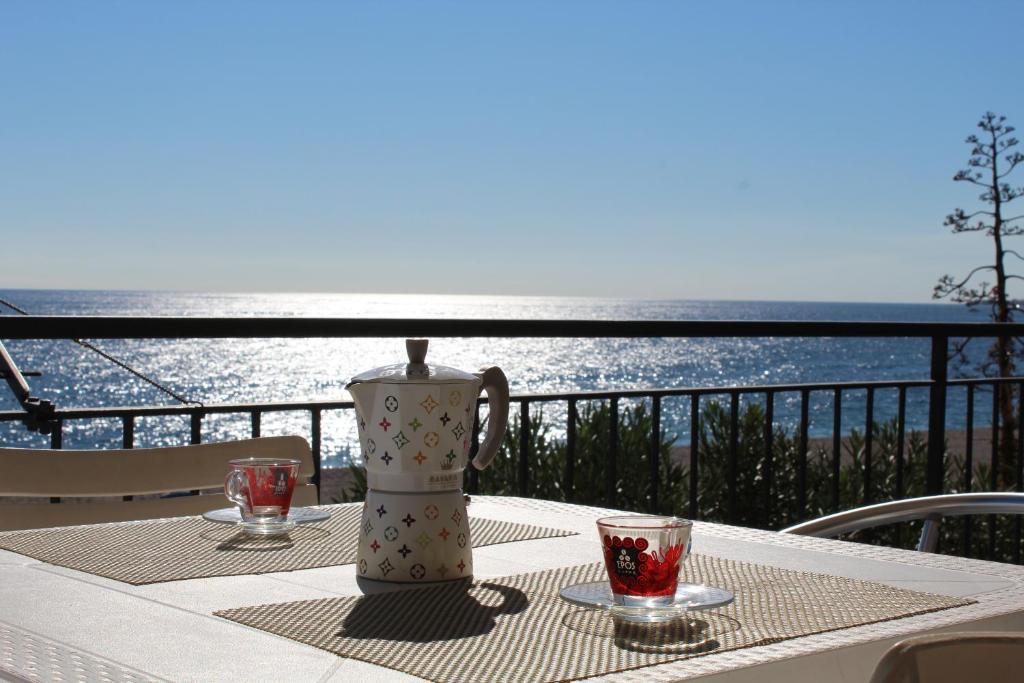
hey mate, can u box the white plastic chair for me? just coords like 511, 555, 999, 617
780, 493, 1024, 552
869, 632, 1024, 683
0, 435, 317, 531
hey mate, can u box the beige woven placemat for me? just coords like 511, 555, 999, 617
0, 504, 575, 585
216, 554, 974, 683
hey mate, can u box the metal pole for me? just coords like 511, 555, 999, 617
0, 340, 31, 403
0, 339, 55, 433
927, 336, 948, 495
519, 400, 530, 497
311, 409, 322, 502
649, 396, 661, 513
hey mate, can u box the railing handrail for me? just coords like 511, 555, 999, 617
5, 316, 1024, 339
0, 377, 948, 422
2, 374, 1019, 423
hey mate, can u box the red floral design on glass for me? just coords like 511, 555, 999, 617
602, 534, 684, 597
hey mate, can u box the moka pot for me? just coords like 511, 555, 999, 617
346, 339, 510, 582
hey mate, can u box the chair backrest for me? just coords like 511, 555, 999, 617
0, 436, 317, 531
780, 493, 1024, 552
869, 632, 1024, 683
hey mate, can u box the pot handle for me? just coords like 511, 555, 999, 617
471, 366, 510, 471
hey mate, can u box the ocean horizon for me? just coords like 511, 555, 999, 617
0, 289, 996, 466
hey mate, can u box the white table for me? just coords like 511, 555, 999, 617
2, 497, 1023, 683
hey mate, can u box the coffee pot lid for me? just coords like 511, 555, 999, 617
345, 339, 479, 386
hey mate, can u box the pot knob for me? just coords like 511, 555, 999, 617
406, 338, 429, 377
406, 338, 429, 364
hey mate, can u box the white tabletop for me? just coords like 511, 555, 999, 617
1, 497, 1023, 683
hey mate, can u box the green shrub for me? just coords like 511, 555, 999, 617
335, 397, 1022, 563
477, 401, 686, 515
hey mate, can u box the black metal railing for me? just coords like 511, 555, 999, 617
3, 316, 1024, 560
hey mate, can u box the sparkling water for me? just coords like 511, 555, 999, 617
0, 289, 992, 466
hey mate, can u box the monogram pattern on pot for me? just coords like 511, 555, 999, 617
356, 489, 474, 583
356, 387, 477, 475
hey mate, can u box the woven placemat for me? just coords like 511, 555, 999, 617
216, 555, 974, 683
0, 504, 575, 585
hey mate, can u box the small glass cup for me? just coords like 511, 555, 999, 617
597, 515, 693, 610
224, 458, 300, 531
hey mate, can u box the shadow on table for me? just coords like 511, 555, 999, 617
200, 525, 331, 552
341, 580, 529, 642
561, 609, 741, 655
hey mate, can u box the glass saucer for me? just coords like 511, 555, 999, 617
559, 581, 734, 622
202, 507, 330, 535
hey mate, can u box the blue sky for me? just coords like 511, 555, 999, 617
2, 1, 1023, 302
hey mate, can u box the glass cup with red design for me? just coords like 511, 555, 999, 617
224, 458, 301, 530
597, 515, 693, 610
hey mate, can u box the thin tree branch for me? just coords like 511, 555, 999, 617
999, 158, 1023, 178
1002, 249, 1024, 262
955, 175, 992, 188
959, 210, 997, 220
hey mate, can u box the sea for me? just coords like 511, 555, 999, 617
0, 289, 997, 467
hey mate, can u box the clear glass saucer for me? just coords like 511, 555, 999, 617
202, 507, 330, 535
559, 581, 734, 622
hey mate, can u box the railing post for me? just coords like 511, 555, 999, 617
121, 415, 135, 501
863, 387, 874, 505
251, 411, 261, 438
926, 336, 948, 495
798, 388, 809, 520
607, 397, 619, 506
519, 400, 530, 497
122, 415, 134, 449
831, 388, 842, 513
689, 394, 700, 520
190, 411, 202, 445
764, 391, 775, 522
311, 408, 322, 501
990, 388, 1000, 559
728, 392, 739, 524
187, 412, 203, 495
896, 385, 907, 548
565, 399, 577, 502
649, 395, 661, 513
964, 384, 975, 556
49, 419, 63, 449
896, 386, 906, 500
1016, 382, 1023, 564
50, 418, 64, 502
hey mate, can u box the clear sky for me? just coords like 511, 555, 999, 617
3, 1, 1023, 302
